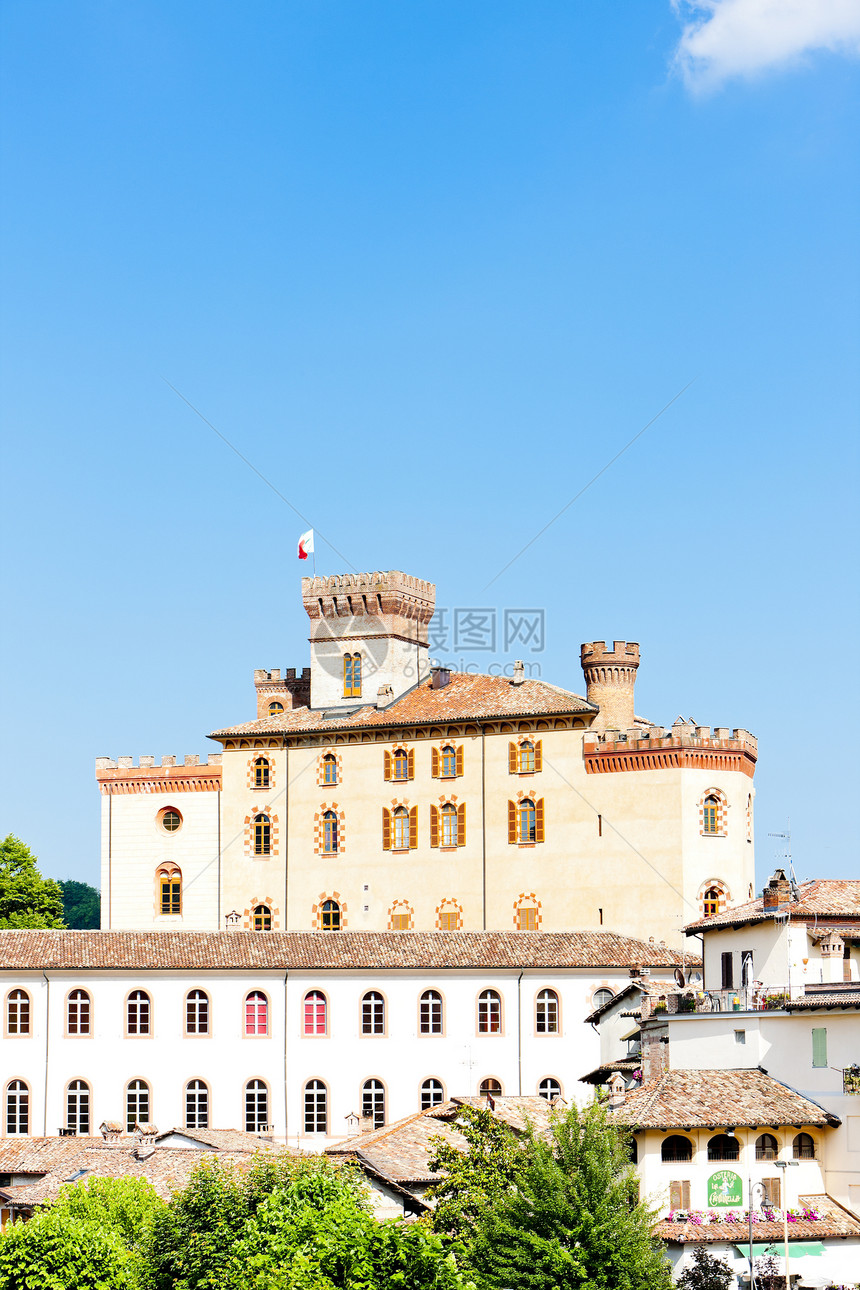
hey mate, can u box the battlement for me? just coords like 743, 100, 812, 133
254, 666, 311, 718
302, 570, 436, 630
580, 640, 640, 667
95, 754, 223, 795
253, 667, 311, 684
583, 726, 757, 777
302, 571, 435, 599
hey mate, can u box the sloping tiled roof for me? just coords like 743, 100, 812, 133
154, 1127, 278, 1151
0, 930, 690, 971
580, 1058, 641, 1085
210, 672, 596, 739
684, 880, 860, 932
583, 975, 690, 1025
656, 1194, 860, 1244
0, 1143, 276, 1208
608, 1069, 840, 1130
786, 989, 860, 1011
327, 1096, 556, 1186
0, 1137, 106, 1174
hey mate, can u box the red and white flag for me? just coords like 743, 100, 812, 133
297, 529, 314, 560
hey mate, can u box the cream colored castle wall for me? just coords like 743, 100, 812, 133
216, 727, 754, 946
309, 636, 430, 711
100, 789, 220, 930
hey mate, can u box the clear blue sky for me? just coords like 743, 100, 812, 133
1, 2, 858, 891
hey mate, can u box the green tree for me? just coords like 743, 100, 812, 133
60, 877, 101, 928
0, 835, 65, 929
140, 1151, 470, 1290
428, 1104, 527, 1253
0, 1176, 163, 1290
430, 1100, 672, 1290
677, 1245, 734, 1289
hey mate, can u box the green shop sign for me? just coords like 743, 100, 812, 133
708, 1170, 743, 1207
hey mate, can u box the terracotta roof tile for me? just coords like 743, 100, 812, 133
210, 672, 595, 739
655, 1194, 860, 1243
608, 1069, 839, 1130
0, 929, 690, 971
685, 880, 860, 932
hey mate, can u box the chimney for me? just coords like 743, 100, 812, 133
580, 641, 640, 732
376, 683, 393, 707
359, 1115, 375, 1134
99, 1121, 123, 1143
224, 910, 242, 930
608, 1073, 627, 1107
819, 932, 845, 985
430, 666, 451, 690
511, 660, 525, 686
762, 869, 792, 911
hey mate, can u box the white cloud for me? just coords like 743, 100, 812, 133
672, 0, 860, 89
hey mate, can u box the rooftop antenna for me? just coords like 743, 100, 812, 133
768, 820, 799, 899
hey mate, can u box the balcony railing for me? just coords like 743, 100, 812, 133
646, 987, 791, 1017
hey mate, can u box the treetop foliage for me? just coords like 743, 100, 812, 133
0, 834, 65, 929
60, 877, 101, 928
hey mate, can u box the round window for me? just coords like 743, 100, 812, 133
158, 808, 183, 833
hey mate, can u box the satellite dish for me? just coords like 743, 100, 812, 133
673, 968, 686, 987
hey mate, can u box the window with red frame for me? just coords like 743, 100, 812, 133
245, 991, 268, 1036
303, 990, 327, 1035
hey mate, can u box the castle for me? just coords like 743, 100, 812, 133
96, 570, 757, 945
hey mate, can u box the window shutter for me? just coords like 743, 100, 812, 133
508, 742, 517, 773
407, 748, 415, 779
681, 1181, 690, 1210
669, 1181, 682, 1210
508, 800, 517, 843
534, 739, 542, 772
431, 747, 439, 777
382, 808, 391, 850
383, 751, 391, 781
457, 802, 466, 846
721, 952, 734, 990
456, 745, 464, 776
535, 798, 545, 843
430, 805, 439, 848
763, 1177, 780, 1207
409, 806, 418, 849
812, 1027, 827, 1068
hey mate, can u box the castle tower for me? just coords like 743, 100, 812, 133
302, 571, 436, 711
580, 640, 640, 732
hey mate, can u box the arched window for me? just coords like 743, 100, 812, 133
6, 1081, 29, 1135
268, 701, 284, 716
661, 1135, 692, 1163
592, 988, 615, 1011
343, 653, 362, 698
756, 1133, 779, 1161
478, 989, 502, 1034
126, 1079, 150, 1132
67, 989, 91, 1036
66, 1080, 90, 1134
185, 1080, 209, 1129
245, 1080, 268, 1132
517, 903, 537, 931
321, 899, 341, 931
519, 799, 536, 844
479, 1077, 502, 1098
245, 991, 268, 1036
253, 757, 270, 789
361, 991, 385, 1035
253, 814, 271, 856
361, 1079, 385, 1128
304, 1079, 328, 1134
440, 803, 458, 847
303, 990, 327, 1036
518, 741, 535, 773
322, 811, 339, 854
6, 990, 30, 1035
535, 989, 559, 1034
252, 904, 272, 932
538, 1077, 562, 1101
703, 795, 719, 835
323, 753, 338, 785
389, 903, 412, 930
793, 1132, 815, 1160
186, 989, 209, 1035
127, 990, 151, 1036
421, 1078, 445, 1109
703, 886, 722, 917
158, 865, 181, 915
441, 745, 457, 777
438, 901, 460, 932
392, 807, 410, 850
708, 1133, 739, 1162
420, 989, 443, 1035
393, 748, 409, 781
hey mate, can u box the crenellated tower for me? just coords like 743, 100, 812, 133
580, 640, 640, 732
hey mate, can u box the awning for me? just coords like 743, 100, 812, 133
735, 1242, 825, 1258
